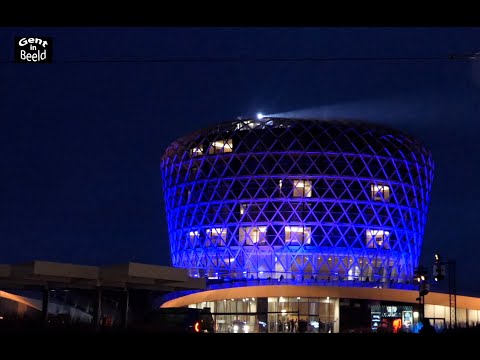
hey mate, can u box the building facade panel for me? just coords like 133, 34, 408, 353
161, 118, 434, 286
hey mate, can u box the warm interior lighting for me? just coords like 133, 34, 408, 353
293, 180, 312, 197
190, 146, 203, 157
240, 204, 246, 215
371, 184, 391, 201
285, 226, 312, 244
239, 226, 267, 245
206, 228, 227, 246
209, 139, 233, 154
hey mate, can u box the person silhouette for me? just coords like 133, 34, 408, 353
419, 318, 436, 334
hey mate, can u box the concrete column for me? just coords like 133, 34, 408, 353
257, 297, 268, 333
122, 289, 130, 329
42, 286, 49, 327
92, 286, 102, 330
333, 298, 340, 333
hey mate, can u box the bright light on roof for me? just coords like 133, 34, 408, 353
257, 113, 264, 120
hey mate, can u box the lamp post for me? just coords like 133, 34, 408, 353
433, 253, 456, 328
414, 265, 429, 322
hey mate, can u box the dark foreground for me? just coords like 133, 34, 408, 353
0, 327, 477, 356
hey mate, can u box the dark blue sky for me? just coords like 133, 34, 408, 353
1, 28, 479, 294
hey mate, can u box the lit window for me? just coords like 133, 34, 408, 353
235, 120, 262, 130
206, 228, 227, 246
208, 139, 233, 154
293, 180, 312, 197
366, 229, 390, 249
285, 226, 312, 245
190, 146, 203, 157
188, 231, 199, 248
240, 203, 246, 215
239, 227, 267, 245
371, 184, 390, 201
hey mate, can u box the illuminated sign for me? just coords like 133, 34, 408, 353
371, 312, 381, 330
383, 306, 402, 318
402, 311, 413, 329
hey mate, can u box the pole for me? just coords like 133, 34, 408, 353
433, 253, 457, 330
448, 260, 457, 328
122, 289, 130, 329
92, 286, 102, 330
42, 286, 49, 328
421, 295, 425, 320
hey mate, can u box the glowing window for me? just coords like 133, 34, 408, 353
293, 180, 312, 198
371, 184, 390, 201
208, 139, 233, 154
188, 231, 199, 248
190, 146, 203, 157
235, 120, 263, 130
239, 227, 267, 245
240, 203, 247, 215
206, 228, 227, 246
348, 266, 361, 281
366, 229, 390, 249
285, 226, 312, 245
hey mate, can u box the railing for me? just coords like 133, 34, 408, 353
206, 276, 417, 291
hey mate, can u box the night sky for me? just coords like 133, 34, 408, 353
1, 28, 479, 295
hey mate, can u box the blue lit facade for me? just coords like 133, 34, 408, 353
160, 118, 434, 287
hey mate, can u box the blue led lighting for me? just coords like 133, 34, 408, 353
160, 118, 434, 286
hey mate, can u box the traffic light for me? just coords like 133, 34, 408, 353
433, 253, 446, 281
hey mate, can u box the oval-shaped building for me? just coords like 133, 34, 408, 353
161, 117, 434, 287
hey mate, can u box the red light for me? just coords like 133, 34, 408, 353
194, 321, 201, 332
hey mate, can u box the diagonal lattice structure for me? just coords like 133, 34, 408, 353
161, 118, 434, 286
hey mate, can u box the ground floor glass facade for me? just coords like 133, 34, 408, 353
186, 295, 480, 333
188, 296, 340, 333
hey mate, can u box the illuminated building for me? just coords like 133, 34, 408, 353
159, 117, 479, 333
